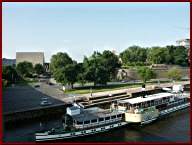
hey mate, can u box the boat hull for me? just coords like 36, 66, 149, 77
141, 102, 190, 124
35, 122, 128, 142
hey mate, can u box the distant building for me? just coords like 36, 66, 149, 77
44, 62, 50, 72
149, 64, 168, 70
16, 52, 44, 66
2, 58, 16, 66
176, 39, 190, 49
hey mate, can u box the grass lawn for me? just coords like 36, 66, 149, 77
64, 80, 187, 95
64, 81, 163, 95
65, 84, 141, 94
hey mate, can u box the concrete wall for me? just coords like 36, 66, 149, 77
16, 52, 44, 66
117, 66, 189, 81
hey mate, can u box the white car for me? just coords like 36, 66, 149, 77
40, 100, 52, 106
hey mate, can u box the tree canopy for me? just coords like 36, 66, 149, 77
102, 50, 121, 79
83, 51, 111, 86
120, 45, 189, 66
16, 61, 33, 77
50, 52, 73, 73
3, 66, 19, 84
34, 64, 45, 75
120, 46, 147, 66
137, 66, 156, 83
50, 52, 79, 88
167, 67, 182, 81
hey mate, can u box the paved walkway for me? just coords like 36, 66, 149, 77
81, 81, 190, 99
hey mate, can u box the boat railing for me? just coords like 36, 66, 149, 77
74, 117, 122, 129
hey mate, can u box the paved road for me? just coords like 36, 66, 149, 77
34, 83, 82, 103
3, 84, 64, 114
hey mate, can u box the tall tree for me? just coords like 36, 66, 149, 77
76, 63, 86, 86
50, 52, 73, 73
120, 46, 147, 65
137, 67, 156, 84
102, 50, 121, 80
62, 64, 78, 89
34, 64, 45, 75
16, 61, 33, 77
173, 46, 188, 66
53, 64, 78, 89
167, 67, 182, 81
147, 47, 169, 64
83, 52, 110, 86
3, 66, 18, 83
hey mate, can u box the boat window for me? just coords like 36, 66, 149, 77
111, 116, 116, 119
117, 114, 121, 118
84, 120, 90, 124
105, 117, 110, 120
154, 100, 158, 105
99, 118, 104, 121
76, 121, 83, 125
91, 119, 97, 123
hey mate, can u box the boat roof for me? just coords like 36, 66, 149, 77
71, 107, 123, 122
69, 106, 79, 110
118, 92, 172, 105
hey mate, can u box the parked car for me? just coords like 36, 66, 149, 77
40, 100, 52, 106
34, 84, 40, 88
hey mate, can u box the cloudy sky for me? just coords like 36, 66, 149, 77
3, 2, 190, 62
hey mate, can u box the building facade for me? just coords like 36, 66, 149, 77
3, 58, 16, 66
16, 52, 45, 66
176, 39, 190, 49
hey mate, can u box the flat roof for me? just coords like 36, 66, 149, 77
118, 92, 172, 105
71, 107, 123, 122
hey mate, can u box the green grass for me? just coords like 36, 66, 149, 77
65, 84, 141, 94
64, 82, 154, 95
64, 80, 187, 95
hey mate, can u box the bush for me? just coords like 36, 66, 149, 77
167, 67, 182, 81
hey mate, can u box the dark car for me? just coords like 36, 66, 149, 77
34, 84, 40, 88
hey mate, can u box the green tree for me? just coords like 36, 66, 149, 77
167, 67, 182, 81
147, 47, 169, 64
63, 64, 78, 89
2, 66, 18, 83
53, 64, 78, 89
50, 52, 73, 73
50, 52, 78, 88
95, 65, 109, 85
120, 46, 147, 65
102, 50, 121, 80
34, 64, 45, 75
76, 63, 86, 86
83, 52, 110, 86
165, 45, 177, 64
16, 61, 33, 77
173, 46, 188, 66
137, 67, 156, 84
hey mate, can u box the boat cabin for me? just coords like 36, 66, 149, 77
66, 107, 123, 129
117, 92, 176, 111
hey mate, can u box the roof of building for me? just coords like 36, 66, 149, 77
118, 92, 172, 105
69, 106, 80, 110
71, 107, 122, 122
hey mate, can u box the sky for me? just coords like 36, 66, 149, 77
2, 2, 190, 62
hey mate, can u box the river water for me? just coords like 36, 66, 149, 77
3, 108, 190, 142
